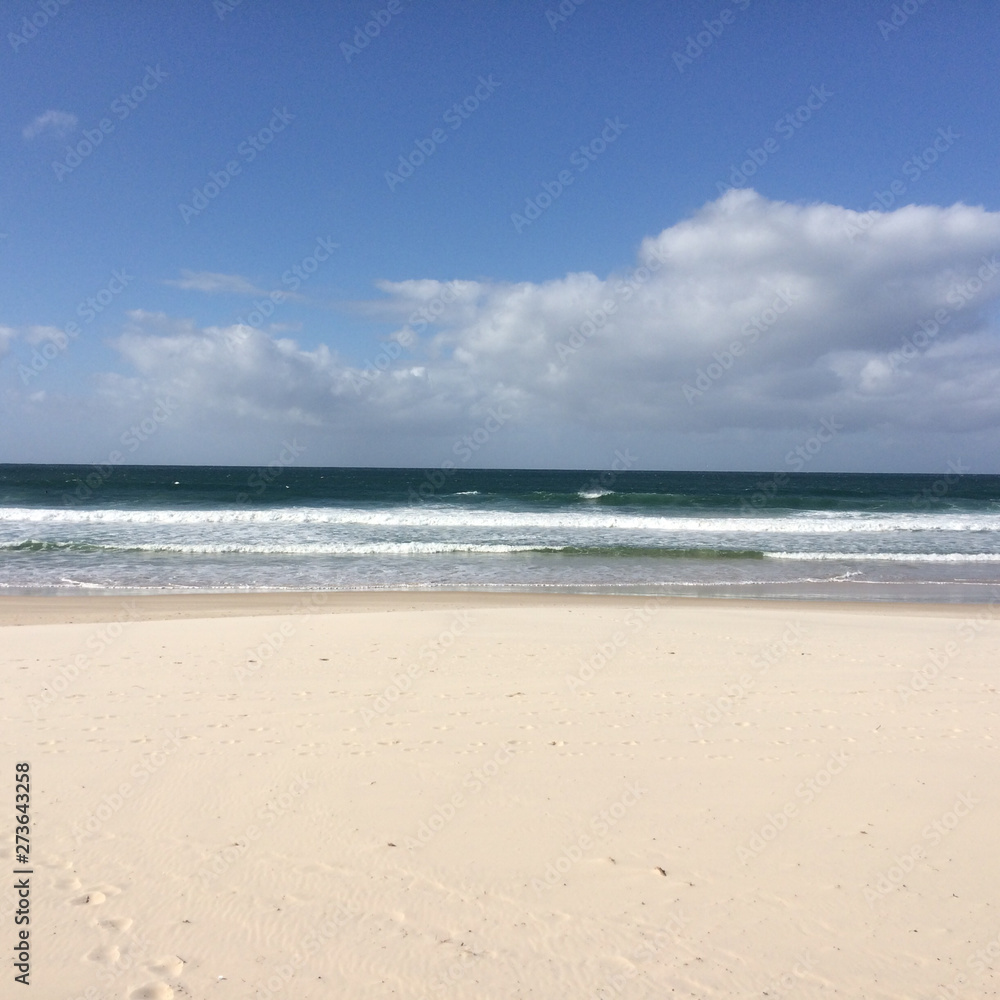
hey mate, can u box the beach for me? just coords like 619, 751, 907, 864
4, 592, 999, 999
7, 1, 1000, 996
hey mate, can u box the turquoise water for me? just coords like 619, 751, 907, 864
0, 465, 998, 600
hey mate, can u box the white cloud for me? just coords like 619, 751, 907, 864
22, 110, 78, 140
24, 325, 66, 345
163, 270, 270, 296
0, 326, 16, 358
8, 192, 1000, 468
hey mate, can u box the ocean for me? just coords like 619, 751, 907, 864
1, 464, 998, 601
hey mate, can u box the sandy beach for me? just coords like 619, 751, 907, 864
3, 592, 999, 999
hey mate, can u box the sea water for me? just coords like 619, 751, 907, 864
0, 465, 998, 601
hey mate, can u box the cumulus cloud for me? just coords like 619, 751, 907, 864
22, 110, 78, 140
26, 191, 1000, 465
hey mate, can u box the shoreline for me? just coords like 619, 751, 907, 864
1, 588, 996, 626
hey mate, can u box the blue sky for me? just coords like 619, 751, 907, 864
2, 0, 1000, 472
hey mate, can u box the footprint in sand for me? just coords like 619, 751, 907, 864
72, 891, 107, 906
35, 852, 72, 869
129, 985, 173, 1000
86, 943, 121, 963
71, 884, 121, 906
99, 917, 134, 932
147, 956, 184, 976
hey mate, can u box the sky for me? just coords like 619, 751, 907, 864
2, 0, 999, 473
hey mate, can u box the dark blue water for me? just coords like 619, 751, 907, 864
1, 465, 998, 600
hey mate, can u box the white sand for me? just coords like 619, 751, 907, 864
2, 593, 999, 999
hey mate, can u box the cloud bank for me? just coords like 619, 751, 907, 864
5, 191, 1000, 468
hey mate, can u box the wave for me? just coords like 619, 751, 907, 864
4, 540, 107, 553
0, 539, 767, 558
766, 551, 1000, 563
1, 506, 998, 534
5, 539, 998, 563
1, 539, 540, 556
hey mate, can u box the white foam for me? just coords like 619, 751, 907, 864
1, 505, 997, 534
766, 551, 1000, 563
64, 541, 549, 556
